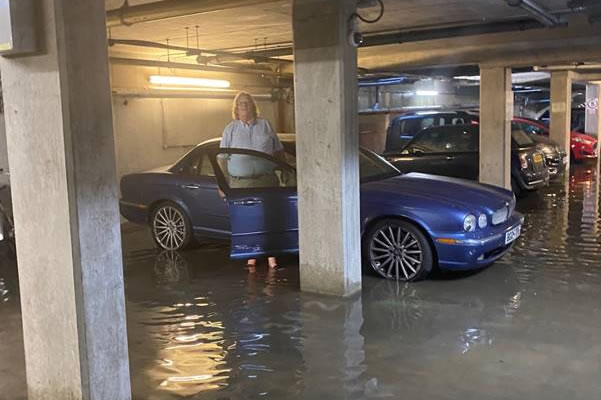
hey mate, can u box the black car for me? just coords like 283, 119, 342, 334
383, 124, 549, 196
386, 111, 478, 152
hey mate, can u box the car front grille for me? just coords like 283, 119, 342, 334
492, 206, 509, 225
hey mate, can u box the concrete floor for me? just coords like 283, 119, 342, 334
1, 163, 601, 399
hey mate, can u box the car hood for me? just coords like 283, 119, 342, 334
528, 134, 556, 146
362, 173, 513, 212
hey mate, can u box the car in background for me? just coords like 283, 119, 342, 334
385, 110, 566, 177
512, 118, 567, 177
386, 111, 478, 152
383, 124, 549, 197
514, 116, 598, 162
120, 135, 523, 282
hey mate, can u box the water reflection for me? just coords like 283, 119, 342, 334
1, 162, 601, 399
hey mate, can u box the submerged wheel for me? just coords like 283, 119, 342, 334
364, 219, 433, 282
150, 202, 192, 251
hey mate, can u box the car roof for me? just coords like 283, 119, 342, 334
197, 133, 296, 147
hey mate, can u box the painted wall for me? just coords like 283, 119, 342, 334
109, 63, 283, 180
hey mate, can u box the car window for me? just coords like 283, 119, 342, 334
360, 151, 401, 182
511, 128, 535, 147
521, 122, 547, 136
179, 151, 215, 177
406, 126, 477, 153
216, 151, 296, 189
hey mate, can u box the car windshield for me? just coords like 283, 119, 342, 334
281, 141, 400, 182
512, 128, 535, 147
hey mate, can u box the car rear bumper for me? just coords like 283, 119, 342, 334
434, 212, 524, 270
119, 200, 149, 224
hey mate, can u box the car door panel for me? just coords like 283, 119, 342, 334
211, 149, 299, 259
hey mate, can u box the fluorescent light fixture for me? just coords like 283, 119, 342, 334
149, 75, 230, 88
415, 90, 439, 96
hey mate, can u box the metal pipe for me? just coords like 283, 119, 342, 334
533, 64, 601, 71
106, 0, 279, 27
359, 78, 406, 87
112, 88, 275, 100
109, 38, 291, 65
505, 0, 561, 27
362, 19, 546, 47
109, 57, 291, 78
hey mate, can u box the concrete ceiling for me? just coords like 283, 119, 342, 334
105, 0, 601, 73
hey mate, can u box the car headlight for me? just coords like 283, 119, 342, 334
478, 213, 488, 229
464, 214, 476, 232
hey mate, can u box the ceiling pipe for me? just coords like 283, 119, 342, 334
108, 38, 291, 65
533, 63, 601, 71
567, 0, 601, 11
109, 57, 292, 78
505, 0, 562, 27
106, 0, 279, 27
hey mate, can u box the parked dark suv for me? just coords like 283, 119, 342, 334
383, 124, 549, 196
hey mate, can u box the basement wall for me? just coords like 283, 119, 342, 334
109, 63, 285, 180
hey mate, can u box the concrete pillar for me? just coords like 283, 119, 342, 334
0, 110, 7, 172
585, 83, 600, 137
292, 0, 362, 296
479, 67, 513, 190
0, 1, 131, 399
550, 71, 573, 165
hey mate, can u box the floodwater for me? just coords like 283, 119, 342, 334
1, 163, 601, 400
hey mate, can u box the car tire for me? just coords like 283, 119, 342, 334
150, 202, 193, 251
363, 218, 433, 282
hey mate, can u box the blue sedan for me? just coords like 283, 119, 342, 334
120, 136, 523, 281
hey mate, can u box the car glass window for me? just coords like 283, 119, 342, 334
523, 122, 547, 136
399, 118, 421, 135
359, 150, 400, 182
419, 117, 436, 130
511, 128, 535, 147
216, 151, 296, 189
179, 151, 215, 177
451, 117, 465, 125
406, 126, 477, 153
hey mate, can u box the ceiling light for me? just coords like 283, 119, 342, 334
416, 90, 438, 96
149, 75, 230, 88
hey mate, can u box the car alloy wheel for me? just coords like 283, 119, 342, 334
365, 219, 433, 282
151, 203, 191, 251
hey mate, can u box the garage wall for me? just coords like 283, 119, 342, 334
0, 112, 7, 173
110, 64, 282, 179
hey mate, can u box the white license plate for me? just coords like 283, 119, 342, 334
505, 225, 521, 245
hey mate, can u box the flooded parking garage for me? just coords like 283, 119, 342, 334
1, 163, 601, 400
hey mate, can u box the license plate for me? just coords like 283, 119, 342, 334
533, 153, 543, 163
505, 225, 521, 245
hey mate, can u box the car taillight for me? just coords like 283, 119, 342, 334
519, 153, 528, 169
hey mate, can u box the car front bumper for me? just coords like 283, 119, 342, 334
434, 212, 524, 270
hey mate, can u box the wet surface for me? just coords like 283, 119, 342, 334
1, 163, 601, 399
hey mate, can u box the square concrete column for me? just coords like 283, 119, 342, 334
585, 83, 600, 137
292, 0, 362, 296
479, 67, 513, 190
550, 71, 573, 168
0, 1, 131, 399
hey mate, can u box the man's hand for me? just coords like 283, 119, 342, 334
218, 189, 226, 200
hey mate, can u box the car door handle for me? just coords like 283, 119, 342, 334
181, 184, 201, 190
232, 199, 263, 206
446, 156, 455, 160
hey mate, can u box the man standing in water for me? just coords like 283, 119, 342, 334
220, 91, 284, 270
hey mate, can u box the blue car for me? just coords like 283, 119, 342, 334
120, 135, 523, 281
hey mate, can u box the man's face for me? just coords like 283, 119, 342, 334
237, 96, 252, 119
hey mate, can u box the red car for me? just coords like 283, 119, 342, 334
514, 117, 598, 162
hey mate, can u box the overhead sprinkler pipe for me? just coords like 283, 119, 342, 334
505, 0, 562, 27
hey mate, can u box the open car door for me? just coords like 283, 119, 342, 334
212, 148, 298, 259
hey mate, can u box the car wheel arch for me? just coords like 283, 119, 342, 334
362, 214, 439, 266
